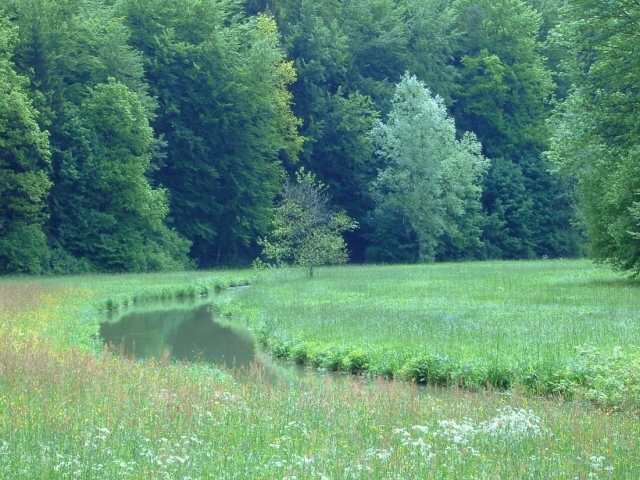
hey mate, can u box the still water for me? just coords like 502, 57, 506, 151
100, 303, 256, 369
99, 301, 406, 390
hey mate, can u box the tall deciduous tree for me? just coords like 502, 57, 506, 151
548, 0, 640, 275
53, 80, 190, 271
370, 74, 488, 261
121, 0, 302, 266
0, 16, 51, 273
6, 0, 189, 271
342, 0, 410, 107
451, 0, 579, 259
404, 0, 459, 105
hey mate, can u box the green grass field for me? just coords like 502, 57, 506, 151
231, 260, 640, 397
1, 260, 639, 478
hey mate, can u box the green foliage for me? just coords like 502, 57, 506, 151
260, 169, 357, 277
7, 0, 150, 117
370, 73, 488, 261
0, 15, 51, 274
234, 260, 640, 408
4, 0, 302, 272
341, 0, 409, 106
121, 1, 302, 266
400, 354, 455, 387
405, 0, 459, 105
266, 0, 383, 260
340, 348, 370, 374
4, 268, 640, 478
4, 0, 189, 272
0, 0, 616, 271
52, 79, 190, 272
246, 0, 583, 262
452, 0, 580, 259
526, 347, 640, 411
481, 157, 534, 258
548, 0, 640, 275
298, 91, 380, 261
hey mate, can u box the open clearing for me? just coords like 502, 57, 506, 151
1, 260, 639, 479
232, 260, 640, 393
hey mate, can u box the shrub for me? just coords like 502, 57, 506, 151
308, 347, 344, 371
341, 349, 370, 374
290, 343, 310, 364
454, 362, 490, 390
485, 364, 514, 390
270, 339, 292, 360
400, 354, 456, 386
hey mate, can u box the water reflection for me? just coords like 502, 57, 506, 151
100, 304, 256, 368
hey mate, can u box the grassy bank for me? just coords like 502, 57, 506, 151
0, 271, 252, 351
229, 260, 640, 406
1, 263, 639, 478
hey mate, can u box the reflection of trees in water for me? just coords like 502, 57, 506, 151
100, 305, 255, 368
170, 307, 255, 367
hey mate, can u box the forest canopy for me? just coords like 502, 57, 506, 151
0, 0, 637, 275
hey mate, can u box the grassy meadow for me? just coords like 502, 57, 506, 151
1, 260, 639, 478
231, 260, 640, 401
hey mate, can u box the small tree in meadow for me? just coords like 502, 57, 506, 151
260, 169, 357, 277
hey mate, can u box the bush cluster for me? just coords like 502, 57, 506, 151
258, 331, 640, 410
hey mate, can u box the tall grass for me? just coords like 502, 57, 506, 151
230, 260, 640, 402
1, 332, 639, 478
0, 262, 639, 478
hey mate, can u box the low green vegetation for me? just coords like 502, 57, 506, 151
1, 260, 640, 478
230, 260, 640, 408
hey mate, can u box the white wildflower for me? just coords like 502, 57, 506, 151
479, 407, 543, 439
437, 418, 476, 445
365, 447, 393, 462
267, 458, 285, 468
411, 425, 429, 434
588, 455, 614, 478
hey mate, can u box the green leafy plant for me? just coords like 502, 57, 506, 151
260, 169, 358, 277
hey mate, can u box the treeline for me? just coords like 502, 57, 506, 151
0, 0, 637, 274
1, 0, 300, 272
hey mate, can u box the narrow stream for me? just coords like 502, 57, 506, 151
99, 300, 407, 390
100, 303, 256, 369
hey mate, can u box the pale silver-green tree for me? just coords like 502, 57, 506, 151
371, 73, 488, 260
260, 169, 357, 277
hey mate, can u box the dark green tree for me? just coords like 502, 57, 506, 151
451, 0, 580, 259
341, 0, 410, 107
246, 0, 396, 260
6, 0, 189, 271
404, 0, 459, 105
121, 1, 302, 266
0, 15, 52, 274
548, 0, 640, 274
52, 80, 190, 271
297, 91, 380, 261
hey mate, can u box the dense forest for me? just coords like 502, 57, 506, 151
0, 0, 638, 274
